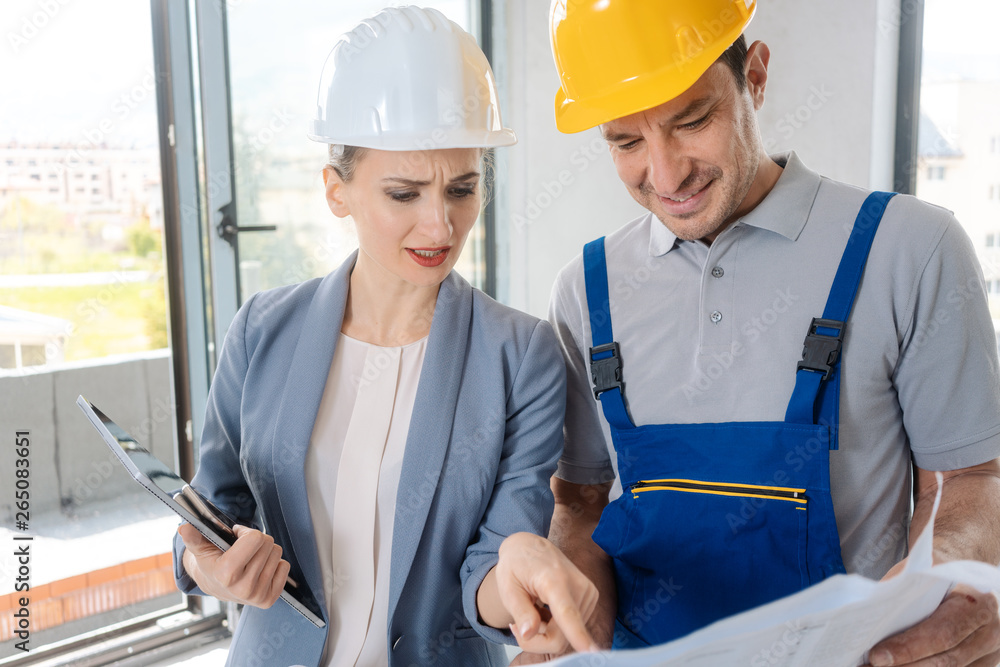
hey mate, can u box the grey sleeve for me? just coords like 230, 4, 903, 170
895, 214, 1000, 470
547, 262, 616, 485
460, 320, 566, 645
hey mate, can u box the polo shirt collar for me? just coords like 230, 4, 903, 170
739, 151, 820, 242
647, 151, 821, 257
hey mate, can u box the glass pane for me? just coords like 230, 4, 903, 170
0, 1, 183, 657
224, 0, 480, 303
916, 0, 1000, 337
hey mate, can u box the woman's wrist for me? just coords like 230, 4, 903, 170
476, 566, 516, 630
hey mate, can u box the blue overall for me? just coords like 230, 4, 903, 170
583, 191, 896, 648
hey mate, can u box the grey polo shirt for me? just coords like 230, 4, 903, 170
548, 151, 1000, 578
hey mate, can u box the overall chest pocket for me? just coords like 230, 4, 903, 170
593, 477, 811, 645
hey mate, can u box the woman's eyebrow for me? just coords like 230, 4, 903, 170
381, 171, 481, 186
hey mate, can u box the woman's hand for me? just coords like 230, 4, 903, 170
178, 523, 290, 609
479, 532, 600, 655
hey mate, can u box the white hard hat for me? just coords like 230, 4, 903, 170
308, 5, 516, 150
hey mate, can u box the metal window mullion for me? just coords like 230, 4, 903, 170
194, 0, 241, 351
893, 0, 925, 195
151, 0, 210, 479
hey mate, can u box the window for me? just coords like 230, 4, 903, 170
916, 0, 1000, 312
927, 165, 946, 180
0, 344, 14, 368
220, 1, 482, 305
0, 0, 180, 661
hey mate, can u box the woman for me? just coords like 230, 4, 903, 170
173, 6, 597, 666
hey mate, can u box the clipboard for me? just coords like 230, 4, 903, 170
76, 394, 326, 629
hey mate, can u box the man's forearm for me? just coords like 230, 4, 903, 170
549, 480, 617, 647
912, 461, 1000, 565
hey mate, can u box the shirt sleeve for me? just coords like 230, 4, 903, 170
895, 210, 1000, 470
547, 259, 616, 485
172, 294, 261, 594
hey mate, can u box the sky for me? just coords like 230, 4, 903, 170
921, 0, 1000, 80
0, 0, 994, 145
0, 0, 471, 146
0, 0, 160, 145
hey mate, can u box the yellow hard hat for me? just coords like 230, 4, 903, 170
549, 0, 756, 134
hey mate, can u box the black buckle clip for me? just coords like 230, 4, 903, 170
797, 318, 845, 380
589, 342, 624, 399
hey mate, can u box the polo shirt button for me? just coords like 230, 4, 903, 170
710, 310, 723, 324
392, 635, 404, 650
711, 266, 724, 278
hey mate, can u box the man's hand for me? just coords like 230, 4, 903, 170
865, 584, 1000, 666
865, 461, 1000, 666
478, 532, 599, 655
178, 523, 290, 609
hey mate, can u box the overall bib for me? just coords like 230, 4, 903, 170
584, 191, 896, 648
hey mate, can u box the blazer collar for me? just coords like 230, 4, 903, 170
388, 271, 473, 622
269, 256, 474, 624
271, 252, 355, 620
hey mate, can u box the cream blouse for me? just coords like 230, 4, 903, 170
305, 333, 428, 667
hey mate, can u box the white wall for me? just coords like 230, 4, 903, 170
495, 0, 905, 318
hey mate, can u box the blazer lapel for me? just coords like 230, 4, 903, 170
388, 272, 473, 622
271, 252, 355, 618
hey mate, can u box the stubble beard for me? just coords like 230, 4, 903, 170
641, 152, 759, 243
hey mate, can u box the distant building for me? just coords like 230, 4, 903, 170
0, 141, 162, 232
917, 80, 1000, 315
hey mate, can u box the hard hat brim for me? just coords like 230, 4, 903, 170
307, 127, 517, 150
551, 1, 756, 134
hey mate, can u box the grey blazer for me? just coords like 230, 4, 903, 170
172, 253, 566, 666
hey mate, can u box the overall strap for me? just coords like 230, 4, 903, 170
583, 238, 635, 430
784, 191, 897, 428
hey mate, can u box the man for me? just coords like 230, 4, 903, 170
527, 1, 1000, 665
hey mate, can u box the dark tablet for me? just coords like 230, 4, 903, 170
75, 395, 325, 629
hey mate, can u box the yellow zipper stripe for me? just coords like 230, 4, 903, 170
636, 478, 806, 494
631, 485, 808, 504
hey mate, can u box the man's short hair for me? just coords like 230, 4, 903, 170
718, 34, 748, 92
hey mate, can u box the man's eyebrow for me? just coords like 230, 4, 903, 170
668, 96, 714, 124
381, 171, 480, 186
601, 96, 715, 143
